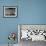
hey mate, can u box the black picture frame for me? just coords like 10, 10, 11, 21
3, 6, 17, 18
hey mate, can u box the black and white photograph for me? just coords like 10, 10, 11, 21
18, 25, 46, 46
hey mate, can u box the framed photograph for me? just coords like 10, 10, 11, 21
18, 24, 46, 42
3, 6, 17, 18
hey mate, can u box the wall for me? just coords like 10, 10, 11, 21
0, 0, 18, 44
0, 0, 46, 44
18, 0, 46, 24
